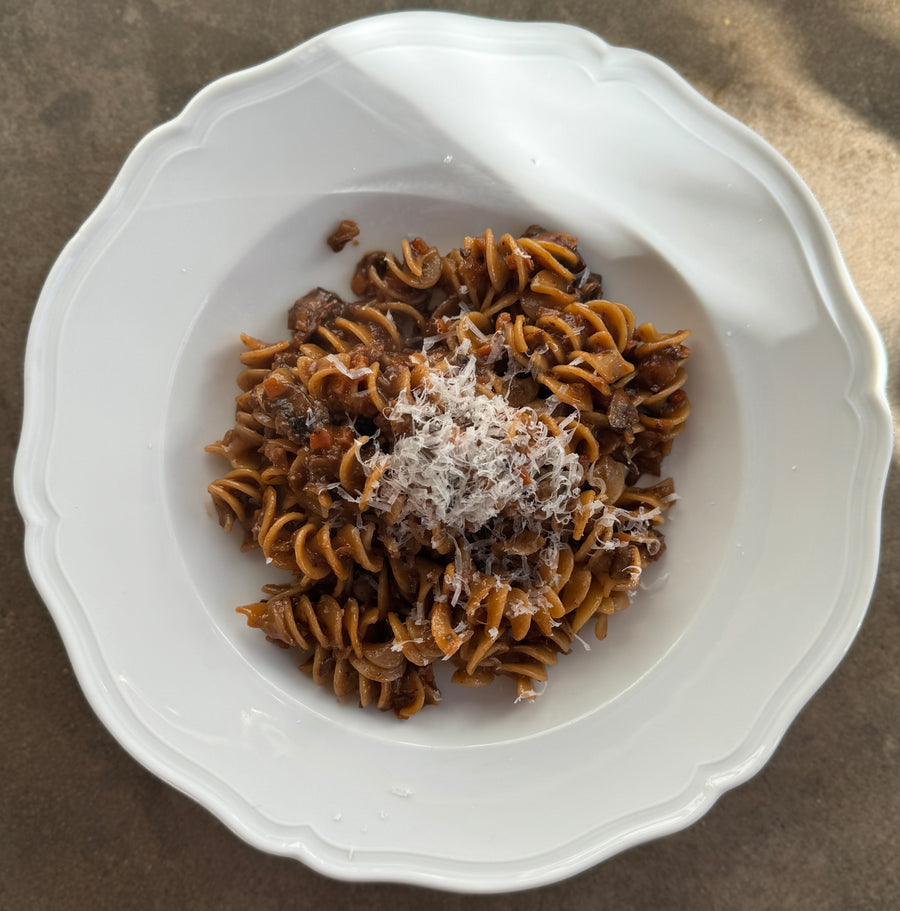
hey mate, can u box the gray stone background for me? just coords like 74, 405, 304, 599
2, 1, 898, 909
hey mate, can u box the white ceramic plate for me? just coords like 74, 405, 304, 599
15, 11, 891, 893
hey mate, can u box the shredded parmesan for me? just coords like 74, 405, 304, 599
325, 354, 373, 381
572, 631, 592, 651
640, 571, 670, 593
483, 331, 508, 366
360, 355, 583, 541
514, 679, 548, 703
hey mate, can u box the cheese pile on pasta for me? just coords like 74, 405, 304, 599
206, 226, 691, 718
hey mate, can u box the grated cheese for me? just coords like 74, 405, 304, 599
360, 355, 583, 541
513, 679, 548, 703
325, 354, 373, 381
572, 631, 592, 651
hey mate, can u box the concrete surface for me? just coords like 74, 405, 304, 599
2, 1, 898, 909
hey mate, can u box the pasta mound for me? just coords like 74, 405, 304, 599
206, 226, 691, 718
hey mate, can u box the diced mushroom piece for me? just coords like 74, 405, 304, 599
288, 288, 346, 342
607, 389, 639, 432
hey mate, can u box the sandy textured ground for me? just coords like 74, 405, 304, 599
2, 2, 897, 908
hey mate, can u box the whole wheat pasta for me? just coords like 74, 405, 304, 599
206, 225, 691, 717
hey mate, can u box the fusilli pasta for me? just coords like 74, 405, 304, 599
206, 225, 691, 717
